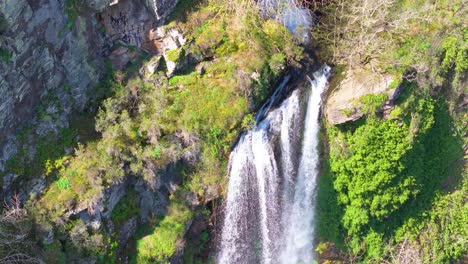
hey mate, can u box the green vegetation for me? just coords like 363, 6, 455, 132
110, 189, 139, 225
318, 81, 466, 262
355, 93, 388, 115
166, 48, 184, 62
4, 127, 76, 181
135, 201, 192, 262
313, 0, 467, 98
3, 0, 464, 262
0, 47, 10, 64
314, 1, 467, 261
64, 0, 78, 30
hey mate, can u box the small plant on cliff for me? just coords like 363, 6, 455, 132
110, 189, 139, 226
0, 48, 10, 64
135, 201, 192, 262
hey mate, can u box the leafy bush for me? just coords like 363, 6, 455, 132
166, 48, 184, 62
110, 189, 139, 225
322, 83, 465, 261
0, 48, 10, 64
26, 0, 303, 260
56, 177, 71, 190
135, 202, 192, 262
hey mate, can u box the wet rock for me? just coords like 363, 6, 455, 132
325, 68, 396, 125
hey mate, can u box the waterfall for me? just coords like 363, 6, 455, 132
218, 65, 331, 264
259, 0, 313, 43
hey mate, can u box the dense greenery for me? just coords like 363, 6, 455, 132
135, 201, 192, 262
318, 82, 466, 262
312, 0, 467, 262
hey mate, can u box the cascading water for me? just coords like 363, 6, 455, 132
218, 65, 331, 264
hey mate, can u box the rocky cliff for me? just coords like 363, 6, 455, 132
0, 0, 177, 168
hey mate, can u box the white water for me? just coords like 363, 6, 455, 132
218, 66, 331, 264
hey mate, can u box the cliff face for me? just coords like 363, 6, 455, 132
0, 0, 103, 152
0, 0, 177, 166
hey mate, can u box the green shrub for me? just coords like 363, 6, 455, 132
356, 93, 388, 115
110, 189, 139, 225
135, 202, 192, 262
166, 48, 184, 62
0, 48, 10, 64
56, 177, 71, 190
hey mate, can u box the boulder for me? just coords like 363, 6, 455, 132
325, 68, 397, 125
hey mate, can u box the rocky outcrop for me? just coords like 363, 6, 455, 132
325, 68, 398, 125
0, 0, 104, 161
0, 0, 179, 170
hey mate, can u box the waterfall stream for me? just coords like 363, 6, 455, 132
218, 66, 331, 264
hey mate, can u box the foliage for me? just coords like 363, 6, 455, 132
0, 197, 41, 263
166, 48, 184, 62
56, 177, 71, 190
321, 82, 465, 262
110, 189, 139, 226
0, 48, 10, 64
135, 201, 192, 262
64, 0, 78, 30
355, 93, 388, 115
4, 127, 77, 180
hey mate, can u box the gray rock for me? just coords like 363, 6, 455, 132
108, 47, 132, 70
135, 179, 169, 221
145, 55, 162, 75
118, 216, 137, 245
325, 68, 397, 125
101, 182, 127, 219
0, 0, 180, 199
143, 0, 179, 21
161, 28, 187, 76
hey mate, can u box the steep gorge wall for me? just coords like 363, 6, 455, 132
0, 0, 177, 167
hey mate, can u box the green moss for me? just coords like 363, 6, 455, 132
29, 0, 303, 260
166, 48, 183, 62
64, 0, 78, 30
341, 108, 355, 117
56, 177, 71, 190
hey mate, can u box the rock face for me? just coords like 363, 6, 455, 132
325, 68, 397, 125
0, 0, 104, 158
0, 0, 178, 168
